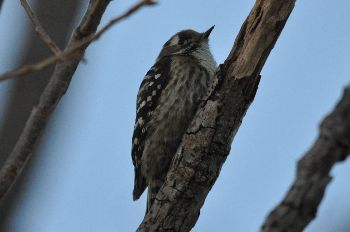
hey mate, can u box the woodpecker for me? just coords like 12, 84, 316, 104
131, 26, 217, 212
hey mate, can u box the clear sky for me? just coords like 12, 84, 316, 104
1, 0, 350, 231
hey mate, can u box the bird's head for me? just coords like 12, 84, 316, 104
156, 26, 215, 61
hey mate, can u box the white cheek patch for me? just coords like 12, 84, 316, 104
169, 35, 179, 46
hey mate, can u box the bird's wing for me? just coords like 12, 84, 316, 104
131, 57, 171, 200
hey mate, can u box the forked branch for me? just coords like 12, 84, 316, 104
0, 0, 156, 202
0, 0, 156, 81
20, 0, 61, 55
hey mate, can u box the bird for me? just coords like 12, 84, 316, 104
131, 26, 217, 213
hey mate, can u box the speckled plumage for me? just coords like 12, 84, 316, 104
132, 27, 217, 212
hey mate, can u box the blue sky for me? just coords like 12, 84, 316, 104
1, 0, 350, 231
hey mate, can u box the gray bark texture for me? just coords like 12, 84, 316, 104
137, 0, 296, 231
262, 86, 350, 232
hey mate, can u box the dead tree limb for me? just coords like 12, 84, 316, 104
262, 85, 350, 232
137, 0, 296, 231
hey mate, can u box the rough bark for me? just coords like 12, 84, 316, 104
137, 0, 296, 231
262, 86, 350, 232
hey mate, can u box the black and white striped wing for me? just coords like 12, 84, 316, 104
131, 57, 171, 200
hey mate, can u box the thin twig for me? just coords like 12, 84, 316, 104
90, 0, 157, 43
20, 0, 61, 55
0, 0, 157, 81
0, 0, 156, 202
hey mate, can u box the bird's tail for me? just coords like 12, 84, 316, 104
133, 167, 147, 201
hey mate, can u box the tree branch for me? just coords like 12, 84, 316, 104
137, 0, 296, 231
261, 85, 350, 232
0, 0, 112, 201
0, 0, 157, 202
20, 0, 61, 55
0, 0, 156, 81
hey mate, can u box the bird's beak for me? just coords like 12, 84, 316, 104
201, 25, 215, 40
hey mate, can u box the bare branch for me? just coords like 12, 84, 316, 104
0, 0, 157, 202
90, 0, 156, 42
20, 0, 61, 55
0, 51, 60, 80
0, 0, 157, 81
137, 0, 296, 231
262, 85, 350, 232
0, 0, 113, 201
